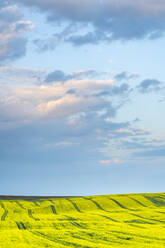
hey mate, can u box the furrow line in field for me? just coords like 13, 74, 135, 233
29, 230, 92, 248
65, 198, 82, 213
15, 201, 25, 209
16, 222, 27, 230
110, 230, 165, 242
50, 205, 57, 214
129, 213, 165, 224
109, 198, 137, 211
127, 197, 146, 207
128, 223, 147, 229
28, 209, 40, 221
33, 201, 40, 207
83, 198, 108, 212
69, 230, 124, 246
70, 221, 86, 229
144, 196, 165, 207
0, 203, 8, 221
58, 215, 86, 229
100, 215, 119, 222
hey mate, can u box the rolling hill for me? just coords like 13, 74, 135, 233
0, 192, 165, 247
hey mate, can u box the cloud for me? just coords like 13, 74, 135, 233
122, 140, 153, 150
45, 70, 131, 99
92, 83, 131, 97
134, 145, 165, 158
45, 69, 97, 83
0, 74, 134, 167
99, 123, 155, 161
15, 0, 165, 48
0, 65, 157, 164
0, 66, 46, 85
100, 158, 122, 165
36, 94, 102, 119
45, 70, 69, 83
55, 141, 74, 147
0, 3, 33, 63
152, 137, 164, 142
100, 160, 111, 165
113, 159, 122, 164
44, 140, 75, 150
111, 83, 130, 95
108, 127, 151, 139
114, 71, 139, 81
137, 79, 162, 93
0, 77, 125, 129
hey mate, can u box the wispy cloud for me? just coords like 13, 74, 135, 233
137, 79, 163, 93
114, 71, 139, 81
45, 69, 97, 83
100, 158, 122, 165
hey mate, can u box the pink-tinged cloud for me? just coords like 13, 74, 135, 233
100, 160, 111, 165
100, 159, 122, 165
113, 159, 122, 164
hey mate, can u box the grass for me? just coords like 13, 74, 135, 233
0, 192, 165, 247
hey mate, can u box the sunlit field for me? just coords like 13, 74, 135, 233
0, 192, 165, 247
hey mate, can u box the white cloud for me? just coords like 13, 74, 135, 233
0, 4, 34, 63
36, 94, 100, 118
0, 77, 120, 129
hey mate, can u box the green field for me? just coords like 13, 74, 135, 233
0, 192, 165, 247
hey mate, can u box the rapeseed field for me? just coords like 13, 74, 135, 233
0, 192, 165, 247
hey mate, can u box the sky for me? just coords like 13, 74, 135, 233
0, 0, 165, 196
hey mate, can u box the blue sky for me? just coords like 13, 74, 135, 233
0, 0, 165, 196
